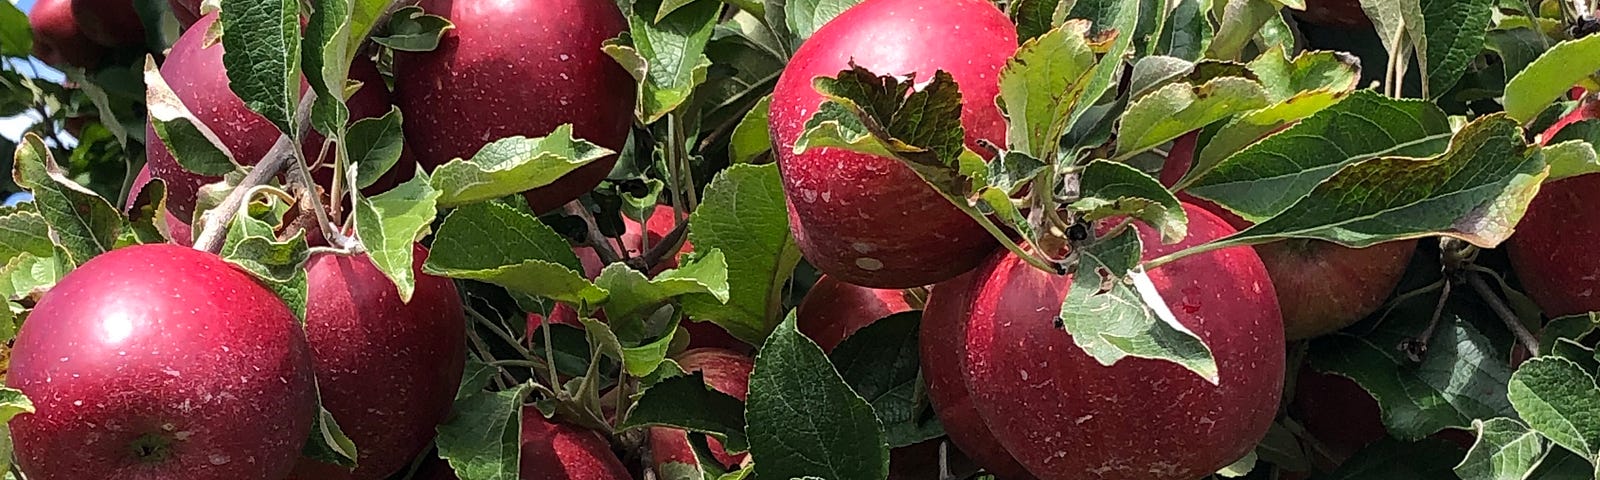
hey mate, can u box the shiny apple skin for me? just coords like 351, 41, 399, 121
8, 244, 316, 480
768, 0, 1013, 288
520, 410, 631, 480
796, 275, 914, 352
28, 0, 105, 69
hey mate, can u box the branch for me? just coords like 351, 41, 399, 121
192, 93, 318, 253
563, 201, 625, 266
1467, 272, 1542, 357
631, 217, 689, 272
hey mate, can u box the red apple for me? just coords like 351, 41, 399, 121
1292, 0, 1371, 29
921, 269, 1036, 480
649, 348, 753, 474
28, 0, 105, 69
167, 0, 202, 29
768, 0, 1012, 289
8, 244, 317, 480
520, 410, 631, 480
284, 245, 466, 480
70, 0, 144, 47
145, 13, 403, 219
1510, 98, 1600, 318
394, 0, 635, 214
1290, 367, 1389, 471
1161, 132, 1415, 340
887, 439, 980, 480
796, 275, 914, 352
126, 165, 195, 246
952, 203, 1285, 480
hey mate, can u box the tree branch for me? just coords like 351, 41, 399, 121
1467, 272, 1542, 358
192, 93, 317, 253
631, 218, 689, 272
563, 201, 624, 266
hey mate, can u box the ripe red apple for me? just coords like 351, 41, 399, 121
796, 275, 914, 352
28, 0, 106, 69
1161, 132, 1415, 340
1510, 98, 1600, 318
127, 165, 195, 246
166, 0, 202, 29
8, 244, 317, 480
145, 13, 402, 219
951, 203, 1285, 480
520, 410, 631, 480
70, 0, 145, 47
1292, 0, 1371, 29
921, 269, 1036, 480
284, 245, 466, 480
394, 0, 635, 214
768, 0, 1012, 289
649, 348, 753, 474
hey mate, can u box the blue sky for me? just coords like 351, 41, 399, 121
3, 0, 69, 142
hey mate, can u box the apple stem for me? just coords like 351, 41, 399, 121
564, 201, 627, 266
192, 93, 319, 253
633, 219, 690, 272
1466, 271, 1542, 357
956, 201, 1063, 274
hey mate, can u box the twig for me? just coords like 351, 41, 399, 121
1400, 281, 1452, 363
631, 219, 689, 272
1467, 272, 1542, 357
563, 201, 625, 266
192, 93, 317, 253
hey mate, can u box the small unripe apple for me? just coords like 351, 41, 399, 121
284, 245, 466, 480
951, 203, 1285, 480
70, 0, 144, 47
520, 410, 631, 480
649, 348, 753, 474
394, 0, 635, 214
126, 165, 194, 246
796, 275, 914, 352
8, 244, 317, 480
769, 0, 1013, 288
28, 0, 105, 69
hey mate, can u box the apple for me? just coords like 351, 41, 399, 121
7, 244, 317, 480
145, 13, 404, 219
887, 439, 979, 480
28, 0, 106, 69
394, 0, 635, 214
768, 0, 1012, 289
947, 202, 1285, 480
1291, 0, 1371, 29
1161, 132, 1416, 340
1289, 367, 1388, 471
520, 410, 631, 480
1509, 98, 1600, 318
796, 275, 914, 352
283, 245, 466, 480
649, 348, 753, 474
70, 0, 145, 47
126, 165, 195, 246
167, 0, 202, 29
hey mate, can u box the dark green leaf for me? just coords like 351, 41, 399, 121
0, 1, 29, 57
730, 95, 772, 164
0, 210, 54, 264
429, 125, 615, 208
303, 0, 352, 136
1070, 160, 1187, 243
780, 0, 859, 46
302, 388, 359, 467
1508, 356, 1600, 462
1419, 0, 1494, 98
1323, 438, 1467, 479
424, 202, 605, 307
12, 135, 120, 269
828, 311, 942, 448
607, 0, 721, 123
747, 312, 887, 480
354, 171, 440, 302
619, 373, 749, 452
997, 24, 1098, 159
594, 251, 729, 325
1113, 77, 1270, 160
437, 383, 531, 480
348, 107, 406, 189
220, 0, 301, 134
372, 6, 455, 52
1454, 418, 1546, 480
220, 213, 310, 319
1155, 0, 1209, 60
143, 59, 237, 176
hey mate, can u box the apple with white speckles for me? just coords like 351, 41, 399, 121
7, 244, 317, 480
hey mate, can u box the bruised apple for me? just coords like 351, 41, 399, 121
769, 0, 1013, 288
649, 348, 753, 474
796, 275, 914, 352
8, 244, 316, 480
950, 203, 1284, 480
395, 0, 635, 214
520, 411, 631, 480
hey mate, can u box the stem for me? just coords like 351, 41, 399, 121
631, 219, 689, 272
192, 93, 318, 253
563, 201, 625, 265
1400, 280, 1452, 363
1142, 238, 1237, 271
958, 202, 1061, 274
542, 313, 560, 395
1467, 272, 1542, 357
288, 141, 344, 248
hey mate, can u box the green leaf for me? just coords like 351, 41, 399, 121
747, 312, 887, 480
608, 0, 720, 123
0, 389, 33, 423
1070, 160, 1187, 243
0, 253, 62, 300
303, 0, 352, 137
457, 355, 497, 402
594, 250, 730, 324
1324, 438, 1470, 479
1155, 0, 1210, 60
1207, 114, 1542, 250
346, 0, 393, 58
1541, 140, 1600, 182
1542, 314, 1600, 355
1454, 418, 1547, 480
1505, 34, 1600, 123
1216, 450, 1257, 477
618, 373, 749, 452
302, 388, 359, 467
354, 171, 440, 303
828, 311, 942, 448
220, 0, 301, 134
1113, 77, 1270, 160
1205, 0, 1276, 61
1062, 0, 1142, 133
1419, 0, 1494, 98
1009, 0, 1067, 43
997, 23, 1098, 159
780, 0, 859, 45
347, 107, 406, 189
680, 164, 801, 344
729, 95, 772, 164
424, 202, 606, 307
12, 135, 120, 269
124, 178, 172, 246
0, 1, 30, 57
0, 210, 55, 265
372, 6, 455, 52
1186, 91, 1452, 221
220, 213, 310, 320
1190, 49, 1362, 173
437, 383, 531, 480
1061, 227, 1219, 383
429, 125, 615, 208
1508, 357, 1600, 462
144, 58, 238, 176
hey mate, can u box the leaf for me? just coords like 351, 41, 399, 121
1113, 77, 1271, 160
144, 58, 238, 176
997, 23, 1098, 159
436, 383, 531, 480
1185, 91, 1452, 221
0, 1, 30, 57
302, 389, 359, 467
594, 251, 730, 324
303, 0, 352, 136
1205, 0, 1277, 61
828, 312, 943, 448
780, 0, 859, 46
1062, 0, 1142, 134
372, 6, 455, 52
1324, 438, 1470, 479
429, 125, 615, 208
1191, 49, 1363, 173
680, 164, 800, 344
457, 355, 497, 402
1505, 34, 1600, 123
1155, 0, 1210, 60
795, 66, 976, 196
747, 312, 888, 480
618, 373, 749, 452
220, 0, 301, 134
1061, 227, 1219, 383
1540, 140, 1600, 182
0, 389, 33, 423
1009, 0, 1067, 42
1454, 418, 1547, 480
220, 213, 310, 319
730, 95, 772, 164
0, 253, 62, 300
424, 202, 606, 307
12, 135, 120, 269
1070, 160, 1187, 243
347, 107, 406, 189
608, 0, 720, 123
1508, 357, 1600, 462
1419, 0, 1494, 98
1216, 450, 1257, 477
0, 210, 55, 264
354, 171, 440, 302
1208, 114, 1542, 250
